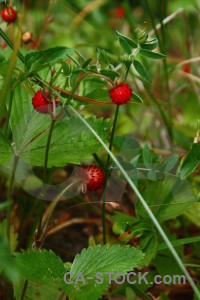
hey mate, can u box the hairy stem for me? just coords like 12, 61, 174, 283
102, 104, 119, 244
102, 65, 130, 244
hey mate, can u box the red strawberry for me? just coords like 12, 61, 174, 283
115, 6, 125, 18
32, 91, 58, 114
109, 83, 132, 105
1, 7, 17, 23
83, 165, 105, 191
183, 63, 190, 73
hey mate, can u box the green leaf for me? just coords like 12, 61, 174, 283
126, 287, 137, 300
136, 178, 195, 222
131, 91, 143, 104
158, 235, 200, 251
141, 38, 158, 50
113, 136, 140, 161
25, 47, 75, 73
9, 86, 111, 167
116, 31, 138, 49
66, 244, 144, 300
20, 116, 111, 167
0, 219, 18, 254
154, 256, 182, 282
147, 168, 157, 181
100, 69, 120, 80
139, 49, 166, 60
15, 250, 66, 285
112, 211, 137, 235
184, 202, 200, 227
14, 279, 63, 300
180, 143, 200, 179
82, 58, 92, 69
96, 48, 110, 67
164, 153, 179, 173
118, 36, 132, 55
0, 130, 13, 164
133, 60, 151, 83
139, 232, 158, 266
143, 144, 152, 169
0, 235, 19, 282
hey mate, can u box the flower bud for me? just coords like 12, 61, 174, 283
22, 31, 33, 44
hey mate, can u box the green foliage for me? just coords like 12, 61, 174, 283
66, 244, 144, 300
20, 115, 111, 167
164, 153, 179, 173
25, 47, 75, 73
0, 130, 13, 164
112, 211, 137, 235
141, 38, 158, 50
154, 255, 183, 282
131, 91, 143, 103
180, 143, 200, 179
0, 219, 18, 253
14, 279, 62, 300
142, 143, 157, 181
139, 232, 158, 266
0, 235, 19, 282
9, 86, 111, 167
15, 250, 65, 285
133, 60, 151, 83
14, 245, 144, 300
116, 31, 137, 49
136, 178, 195, 221
139, 49, 166, 60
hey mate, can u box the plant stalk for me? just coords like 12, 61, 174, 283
102, 104, 119, 244
102, 65, 130, 244
37, 119, 56, 240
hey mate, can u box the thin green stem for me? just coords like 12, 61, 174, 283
102, 63, 130, 244
102, 105, 119, 244
37, 119, 56, 240
7, 154, 19, 243
93, 153, 104, 169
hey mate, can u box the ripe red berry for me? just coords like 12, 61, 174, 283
1, 7, 17, 23
183, 63, 190, 73
83, 165, 105, 191
115, 6, 125, 18
109, 83, 132, 105
32, 91, 58, 114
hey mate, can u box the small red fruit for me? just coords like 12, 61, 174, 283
183, 63, 190, 73
32, 91, 58, 114
109, 83, 132, 105
83, 165, 105, 192
1, 7, 17, 23
115, 6, 125, 18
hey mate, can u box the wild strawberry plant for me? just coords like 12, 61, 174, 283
0, 1, 200, 300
